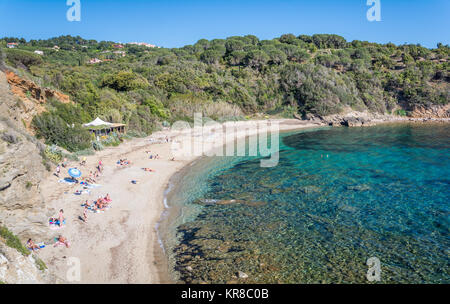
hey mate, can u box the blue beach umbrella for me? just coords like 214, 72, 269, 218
68, 168, 82, 179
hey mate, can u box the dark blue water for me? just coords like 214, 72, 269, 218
170, 124, 450, 283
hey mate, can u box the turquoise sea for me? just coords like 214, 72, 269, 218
162, 123, 450, 283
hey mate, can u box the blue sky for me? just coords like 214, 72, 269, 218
0, 0, 449, 48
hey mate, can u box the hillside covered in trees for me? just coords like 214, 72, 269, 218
1, 34, 449, 151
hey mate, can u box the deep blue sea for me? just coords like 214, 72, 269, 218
164, 123, 450, 283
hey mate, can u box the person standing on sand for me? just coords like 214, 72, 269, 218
58, 209, 65, 227
83, 205, 88, 223
98, 160, 103, 173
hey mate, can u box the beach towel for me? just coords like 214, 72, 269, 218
80, 182, 101, 189
75, 190, 91, 195
87, 184, 101, 189
58, 178, 77, 184
82, 204, 111, 213
49, 219, 66, 229
29, 244, 46, 251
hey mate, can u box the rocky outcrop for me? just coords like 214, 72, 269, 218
319, 111, 389, 127
0, 71, 55, 242
3, 70, 71, 132
0, 69, 59, 284
409, 104, 450, 119
0, 242, 52, 284
307, 106, 450, 127
5, 70, 71, 104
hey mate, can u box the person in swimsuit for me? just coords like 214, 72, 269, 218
58, 209, 65, 227
27, 239, 40, 251
54, 235, 70, 248
83, 205, 88, 223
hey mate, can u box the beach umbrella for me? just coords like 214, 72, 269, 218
68, 168, 82, 178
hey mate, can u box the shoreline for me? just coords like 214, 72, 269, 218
37, 118, 449, 283
38, 119, 322, 283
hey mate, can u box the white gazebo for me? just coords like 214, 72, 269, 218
83, 117, 126, 137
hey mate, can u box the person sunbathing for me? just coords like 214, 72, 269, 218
104, 194, 112, 202
27, 239, 40, 251
143, 168, 155, 172
96, 198, 108, 210
54, 235, 70, 248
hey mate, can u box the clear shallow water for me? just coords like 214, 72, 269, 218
166, 124, 450, 283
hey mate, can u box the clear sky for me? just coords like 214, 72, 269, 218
0, 0, 449, 48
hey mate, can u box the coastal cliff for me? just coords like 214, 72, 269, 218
0, 71, 57, 283
0, 238, 52, 284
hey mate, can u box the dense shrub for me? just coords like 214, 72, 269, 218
5, 48, 43, 68
101, 71, 149, 91
32, 112, 92, 152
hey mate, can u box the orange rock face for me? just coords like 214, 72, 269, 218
5, 70, 71, 104
4, 70, 72, 131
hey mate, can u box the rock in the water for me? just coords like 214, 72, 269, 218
238, 271, 249, 279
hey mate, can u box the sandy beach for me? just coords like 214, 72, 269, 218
37, 119, 321, 283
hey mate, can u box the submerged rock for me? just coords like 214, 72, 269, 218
346, 184, 371, 191
299, 185, 321, 194
238, 271, 249, 279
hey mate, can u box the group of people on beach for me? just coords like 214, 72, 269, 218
81, 193, 113, 220
26, 138, 171, 258
146, 150, 161, 160
27, 234, 70, 251
118, 159, 132, 166
30, 160, 107, 252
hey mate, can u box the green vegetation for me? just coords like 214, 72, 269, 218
5, 48, 43, 69
34, 256, 47, 272
0, 226, 30, 256
1, 34, 448, 151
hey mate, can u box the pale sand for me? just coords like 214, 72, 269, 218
37, 119, 323, 283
